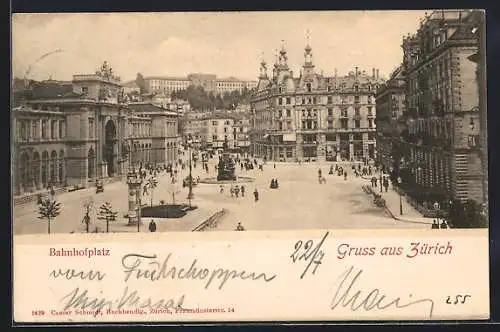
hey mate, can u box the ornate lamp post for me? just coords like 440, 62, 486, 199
187, 143, 194, 206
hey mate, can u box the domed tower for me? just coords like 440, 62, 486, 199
302, 32, 315, 77
259, 53, 268, 80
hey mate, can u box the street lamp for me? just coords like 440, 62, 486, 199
136, 195, 142, 232
397, 176, 403, 215
187, 143, 194, 206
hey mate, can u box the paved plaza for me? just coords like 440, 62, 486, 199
12, 155, 432, 235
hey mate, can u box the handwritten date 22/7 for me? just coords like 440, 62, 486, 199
290, 231, 329, 279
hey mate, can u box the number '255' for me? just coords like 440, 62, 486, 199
446, 295, 471, 304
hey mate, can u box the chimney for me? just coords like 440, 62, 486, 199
334, 68, 338, 77
376, 69, 379, 79
372, 68, 376, 78
355, 67, 359, 76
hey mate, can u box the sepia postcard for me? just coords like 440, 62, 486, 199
11, 10, 489, 324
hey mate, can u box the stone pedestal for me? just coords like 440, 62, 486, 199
127, 176, 143, 226
101, 162, 108, 178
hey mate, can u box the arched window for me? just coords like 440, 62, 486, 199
19, 152, 29, 190
51, 151, 58, 183
41, 151, 49, 188
32, 152, 40, 188
306, 83, 312, 92
88, 147, 95, 178
59, 150, 65, 184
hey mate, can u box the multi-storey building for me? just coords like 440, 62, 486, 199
181, 111, 251, 152
375, 64, 406, 172
215, 77, 258, 93
144, 76, 191, 93
200, 114, 236, 150
144, 74, 257, 95
250, 43, 384, 162
400, 10, 484, 203
11, 62, 179, 198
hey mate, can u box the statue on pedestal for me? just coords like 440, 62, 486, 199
217, 138, 236, 181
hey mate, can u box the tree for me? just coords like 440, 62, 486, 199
447, 199, 487, 228
135, 73, 146, 93
146, 176, 159, 206
97, 202, 118, 233
38, 198, 62, 234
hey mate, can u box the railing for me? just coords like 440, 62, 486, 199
192, 209, 227, 231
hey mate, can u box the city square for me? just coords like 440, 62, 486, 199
11, 10, 487, 236
13, 153, 428, 235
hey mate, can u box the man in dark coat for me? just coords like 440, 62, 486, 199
148, 219, 157, 232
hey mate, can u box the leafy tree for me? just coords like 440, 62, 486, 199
146, 176, 159, 206
447, 199, 487, 228
97, 202, 118, 233
135, 73, 146, 93
38, 198, 62, 234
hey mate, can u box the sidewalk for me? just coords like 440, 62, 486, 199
360, 177, 433, 225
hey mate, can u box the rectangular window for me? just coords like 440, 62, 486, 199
42, 120, 48, 139
355, 120, 360, 128
328, 108, 333, 117
51, 120, 56, 139
278, 98, 283, 105
327, 120, 333, 129
278, 110, 283, 117
88, 119, 94, 138
341, 119, 348, 129
327, 96, 333, 104
341, 108, 348, 117
355, 108, 360, 116
368, 106, 373, 116
81, 86, 88, 95
368, 132, 375, 140
368, 119, 374, 128
286, 97, 291, 104
354, 96, 360, 104
313, 97, 317, 104
212, 121, 217, 126
286, 109, 291, 117
224, 127, 227, 133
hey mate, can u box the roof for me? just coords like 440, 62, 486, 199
144, 76, 189, 81
28, 82, 80, 100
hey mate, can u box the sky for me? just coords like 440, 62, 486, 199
12, 11, 428, 82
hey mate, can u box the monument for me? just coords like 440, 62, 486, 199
217, 139, 236, 181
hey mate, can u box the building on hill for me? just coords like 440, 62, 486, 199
250, 42, 384, 162
11, 62, 179, 196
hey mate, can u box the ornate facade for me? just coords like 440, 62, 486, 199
375, 64, 406, 172
12, 62, 179, 197
400, 10, 485, 203
250, 42, 384, 162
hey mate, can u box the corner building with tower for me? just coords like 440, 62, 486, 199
12, 62, 179, 198
250, 42, 385, 162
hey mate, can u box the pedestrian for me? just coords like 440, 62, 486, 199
241, 185, 245, 197
37, 193, 43, 205
253, 189, 259, 202
344, 171, 347, 181
234, 186, 240, 198
383, 177, 389, 192
274, 163, 276, 169
148, 219, 157, 232
230, 186, 234, 197
440, 220, 448, 229
220, 185, 224, 194
431, 220, 439, 229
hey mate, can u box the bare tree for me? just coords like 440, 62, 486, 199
146, 176, 159, 206
38, 198, 62, 234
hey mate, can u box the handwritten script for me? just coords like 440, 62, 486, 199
121, 253, 277, 290
330, 266, 435, 318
